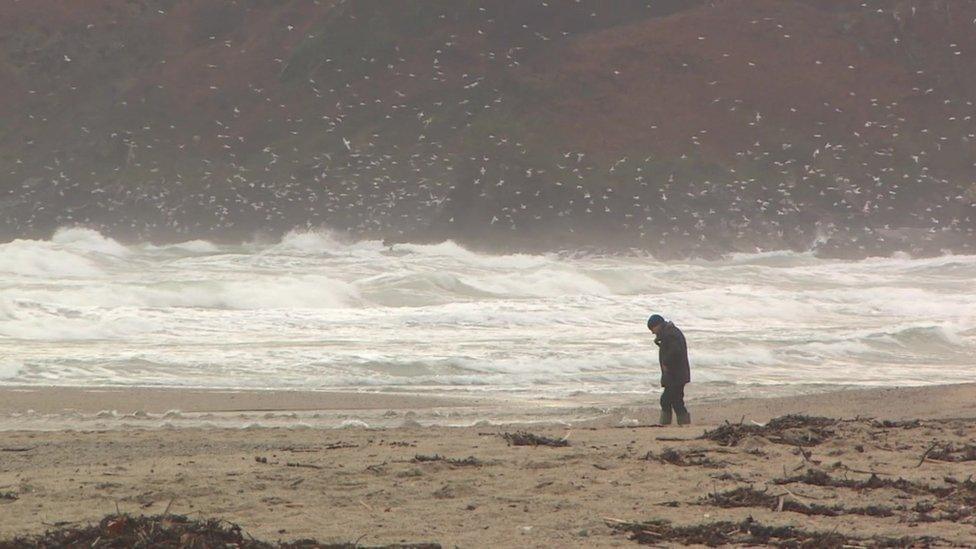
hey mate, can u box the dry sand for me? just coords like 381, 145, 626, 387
1, 383, 975, 547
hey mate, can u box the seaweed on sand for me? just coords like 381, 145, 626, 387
774, 468, 921, 493
777, 468, 976, 502
774, 469, 976, 523
701, 414, 837, 447
926, 443, 976, 463
702, 486, 894, 517
500, 431, 569, 447
642, 447, 724, 468
412, 454, 483, 467
916, 477, 976, 522
606, 516, 939, 547
870, 419, 923, 429
0, 514, 441, 549
911, 500, 976, 523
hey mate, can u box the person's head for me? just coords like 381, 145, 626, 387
647, 314, 666, 334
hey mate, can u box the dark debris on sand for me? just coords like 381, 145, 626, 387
926, 443, 976, 463
606, 516, 941, 548
0, 514, 441, 549
500, 431, 569, 447
777, 469, 976, 499
908, 477, 976, 523
775, 468, 929, 493
701, 415, 837, 447
642, 447, 724, 468
703, 486, 894, 518
870, 419, 924, 429
412, 454, 483, 467
774, 468, 976, 523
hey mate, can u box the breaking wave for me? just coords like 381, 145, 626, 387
1, 227, 974, 394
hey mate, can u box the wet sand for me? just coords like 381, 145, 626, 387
0, 386, 484, 415
1, 383, 975, 546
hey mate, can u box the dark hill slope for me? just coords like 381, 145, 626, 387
2, 0, 974, 257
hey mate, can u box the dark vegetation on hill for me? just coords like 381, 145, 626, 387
2, 0, 975, 257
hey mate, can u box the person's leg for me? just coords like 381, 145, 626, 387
673, 383, 691, 425
659, 386, 673, 425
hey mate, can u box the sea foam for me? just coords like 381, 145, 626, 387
0, 227, 973, 395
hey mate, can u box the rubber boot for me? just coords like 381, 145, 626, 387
676, 411, 691, 426
659, 409, 673, 425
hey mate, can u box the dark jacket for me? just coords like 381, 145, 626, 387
654, 322, 690, 387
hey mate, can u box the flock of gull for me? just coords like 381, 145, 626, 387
3, 0, 974, 256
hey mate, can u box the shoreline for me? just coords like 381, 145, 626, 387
0, 383, 974, 431
1, 383, 975, 546
0, 385, 489, 415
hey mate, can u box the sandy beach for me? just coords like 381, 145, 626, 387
1, 383, 975, 546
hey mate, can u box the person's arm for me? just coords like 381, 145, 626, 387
659, 333, 680, 374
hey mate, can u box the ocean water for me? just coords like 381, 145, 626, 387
1, 227, 974, 402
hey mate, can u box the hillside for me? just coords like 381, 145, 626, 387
2, 0, 975, 257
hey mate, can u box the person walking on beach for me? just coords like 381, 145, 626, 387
647, 314, 691, 425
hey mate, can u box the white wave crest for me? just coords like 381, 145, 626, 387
4, 275, 359, 311
51, 227, 131, 256
3, 226, 975, 393
394, 240, 547, 269
461, 268, 611, 297
0, 303, 157, 340
269, 229, 354, 254
0, 361, 22, 379
0, 238, 103, 277
144, 240, 221, 254
0, 297, 17, 320
150, 276, 360, 309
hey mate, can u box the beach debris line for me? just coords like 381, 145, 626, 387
702, 486, 894, 517
774, 468, 976, 522
500, 431, 569, 447
604, 516, 941, 547
412, 454, 483, 467
775, 468, 920, 492
777, 468, 976, 499
870, 419, 924, 429
285, 462, 322, 469
700, 414, 837, 447
0, 513, 442, 548
324, 441, 359, 450
254, 456, 323, 470
921, 442, 976, 464
642, 447, 724, 468
278, 442, 358, 452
